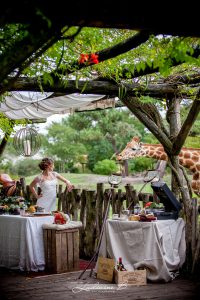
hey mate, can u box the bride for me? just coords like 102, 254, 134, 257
29, 157, 74, 212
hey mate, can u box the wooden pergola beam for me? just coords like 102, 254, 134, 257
10, 78, 181, 99
1, 2, 200, 37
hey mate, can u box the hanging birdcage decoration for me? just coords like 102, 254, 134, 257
13, 127, 41, 157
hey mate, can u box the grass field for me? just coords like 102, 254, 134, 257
25, 172, 172, 193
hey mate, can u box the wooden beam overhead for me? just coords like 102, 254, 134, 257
1, 2, 200, 37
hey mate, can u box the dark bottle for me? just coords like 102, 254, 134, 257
118, 257, 127, 271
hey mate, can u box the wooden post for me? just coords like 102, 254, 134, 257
111, 188, 117, 214
26, 185, 31, 203
116, 189, 125, 215
125, 184, 138, 209
57, 184, 63, 211
20, 177, 26, 197
70, 189, 81, 221
84, 190, 96, 258
79, 189, 87, 258
96, 183, 104, 240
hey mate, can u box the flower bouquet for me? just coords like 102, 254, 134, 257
0, 196, 30, 214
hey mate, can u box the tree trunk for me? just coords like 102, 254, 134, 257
166, 98, 183, 198
122, 95, 199, 276
0, 122, 15, 156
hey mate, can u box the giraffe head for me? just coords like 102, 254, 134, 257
117, 136, 142, 161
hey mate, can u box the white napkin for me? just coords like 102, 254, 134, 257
42, 221, 83, 230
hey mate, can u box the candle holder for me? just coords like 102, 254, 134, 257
13, 126, 41, 157
108, 173, 122, 188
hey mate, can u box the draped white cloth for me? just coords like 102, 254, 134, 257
0, 215, 54, 271
97, 218, 186, 282
0, 215, 82, 272
0, 93, 105, 120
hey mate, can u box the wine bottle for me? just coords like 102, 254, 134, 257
118, 257, 127, 271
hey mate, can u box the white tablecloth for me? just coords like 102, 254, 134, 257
0, 215, 54, 272
97, 218, 186, 282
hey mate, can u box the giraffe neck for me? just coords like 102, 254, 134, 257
140, 144, 200, 174
178, 148, 200, 172
140, 144, 168, 161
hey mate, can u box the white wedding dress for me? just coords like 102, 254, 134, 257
36, 172, 58, 212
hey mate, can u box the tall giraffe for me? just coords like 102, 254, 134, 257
117, 136, 200, 196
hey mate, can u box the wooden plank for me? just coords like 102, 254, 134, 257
0, 270, 199, 300
61, 230, 68, 272
46, 229, 53, 271
43, 229, 48, 268
67, 231, 73, 271
55, 231, 62, 273
73, 230, 79, 270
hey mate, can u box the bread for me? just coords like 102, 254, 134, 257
129, 215, 140, 221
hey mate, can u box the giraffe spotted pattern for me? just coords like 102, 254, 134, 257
117, 136, 200, 197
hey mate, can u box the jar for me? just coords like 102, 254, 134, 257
134, 204, 141, 215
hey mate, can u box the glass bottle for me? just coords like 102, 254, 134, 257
134, 203, 141, 215
118, 257, 127, 271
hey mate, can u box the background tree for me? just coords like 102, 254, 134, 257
43, 109, 148, 173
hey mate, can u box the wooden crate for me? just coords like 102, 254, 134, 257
114, 268, 147, 286
97, 257, 115, 282
43, 228, 79, 273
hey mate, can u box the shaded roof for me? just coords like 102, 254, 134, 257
1, 2, 199, 37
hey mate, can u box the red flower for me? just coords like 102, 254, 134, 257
78, 54, 89, 64
144, 201, 153, 208
89, 53, 99, 64
54, 212, 67, 224
78, 53, 99, 65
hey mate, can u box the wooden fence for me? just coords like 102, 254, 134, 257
24, 180, 154, 259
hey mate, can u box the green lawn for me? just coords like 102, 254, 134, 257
25, 173, 171, 193
25, 172, 199, 200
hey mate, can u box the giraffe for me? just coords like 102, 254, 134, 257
117, 136, 200, 197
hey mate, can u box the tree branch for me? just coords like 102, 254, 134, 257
55, 30, 151, 76
0, 120, 15, 156
122, 96, 172, 153
113, 46, 200, 80
172, 90, 200, 155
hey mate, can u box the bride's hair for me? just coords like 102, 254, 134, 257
39, 158, 54, 170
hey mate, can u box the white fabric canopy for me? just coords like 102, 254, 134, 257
0, 92, 106, 120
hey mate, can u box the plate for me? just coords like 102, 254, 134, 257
33, 212, 51, 216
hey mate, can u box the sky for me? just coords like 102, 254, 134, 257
0, 113, 68, 140
36, 113, 68, 134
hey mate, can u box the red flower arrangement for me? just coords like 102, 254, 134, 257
144, 201, 153, 208
54, 212, 68, 224
78, 53, 99, 65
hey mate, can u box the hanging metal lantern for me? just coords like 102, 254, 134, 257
13, 127, 41, 157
